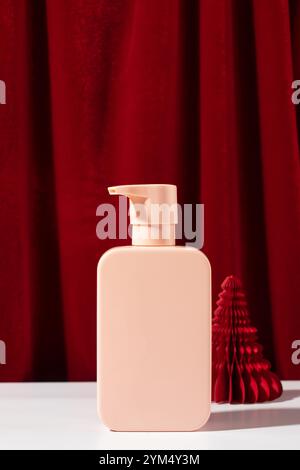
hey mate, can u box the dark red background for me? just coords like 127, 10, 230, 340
0, 0, 299, 381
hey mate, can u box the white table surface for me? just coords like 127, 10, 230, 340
0, 381, 299, 450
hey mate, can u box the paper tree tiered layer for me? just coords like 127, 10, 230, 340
212, 275, 282, 404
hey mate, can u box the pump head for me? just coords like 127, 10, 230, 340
108, 184, 178, 246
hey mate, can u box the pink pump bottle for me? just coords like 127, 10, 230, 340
97, 184, 211, 431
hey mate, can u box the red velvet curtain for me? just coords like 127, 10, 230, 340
0, 0, 299, 381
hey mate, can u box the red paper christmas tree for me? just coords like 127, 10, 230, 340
212, 275, 282, 404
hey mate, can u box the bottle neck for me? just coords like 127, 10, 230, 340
131, 224, 176, 246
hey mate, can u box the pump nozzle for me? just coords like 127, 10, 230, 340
108, 184, 178, 246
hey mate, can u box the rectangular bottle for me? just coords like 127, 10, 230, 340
97, 184, 211, 431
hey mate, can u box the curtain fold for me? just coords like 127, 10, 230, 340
0, 0, 299, 380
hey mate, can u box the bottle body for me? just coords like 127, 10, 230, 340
97, 246, 211, 431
